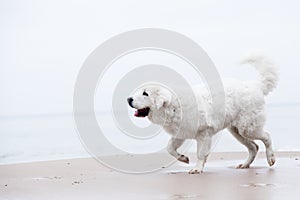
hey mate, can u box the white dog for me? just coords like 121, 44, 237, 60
127, 53, 278, 174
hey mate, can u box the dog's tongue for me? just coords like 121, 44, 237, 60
134, 110, 139, 117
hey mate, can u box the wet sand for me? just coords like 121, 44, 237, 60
0, 152, 299, 200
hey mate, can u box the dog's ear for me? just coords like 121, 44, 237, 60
155, 96, 165, 110
154, 92, 172, 110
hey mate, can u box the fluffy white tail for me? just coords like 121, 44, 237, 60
241, 53, 278, 95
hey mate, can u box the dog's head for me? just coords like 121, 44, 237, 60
127, 85, 172, 118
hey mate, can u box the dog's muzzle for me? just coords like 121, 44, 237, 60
127, 97, 134, 108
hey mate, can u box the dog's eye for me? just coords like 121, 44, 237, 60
143, 91, 148, 96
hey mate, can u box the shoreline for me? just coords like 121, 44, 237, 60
1, 151, 299, 166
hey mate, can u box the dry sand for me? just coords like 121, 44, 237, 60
0, 152, 299, 200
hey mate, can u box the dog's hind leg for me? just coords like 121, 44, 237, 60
247, 129, 275, 167
167, 138, 189, 164
228, 126, 259, 168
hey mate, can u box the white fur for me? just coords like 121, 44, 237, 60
129, 54, 278, 173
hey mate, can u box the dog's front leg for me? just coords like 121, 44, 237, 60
189, 134, 212, 174
167, 138, 189, 164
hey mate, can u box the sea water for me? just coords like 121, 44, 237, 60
0, 104, 299, 164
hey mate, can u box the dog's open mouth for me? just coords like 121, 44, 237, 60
134, 107, 150, 117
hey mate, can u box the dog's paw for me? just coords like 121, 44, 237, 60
188, 168, 203, 174
236, 164, 250, 169
177, 155, 189, 164
267, 153, 276, 166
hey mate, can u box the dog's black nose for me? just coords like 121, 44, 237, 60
127, 97, 134, 108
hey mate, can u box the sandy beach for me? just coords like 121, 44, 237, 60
1, 152, 299, 200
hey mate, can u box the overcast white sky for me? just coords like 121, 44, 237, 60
1, 0, 300, 116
